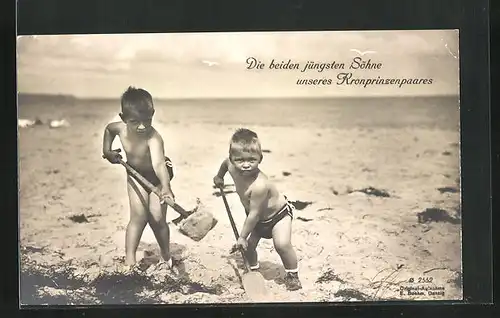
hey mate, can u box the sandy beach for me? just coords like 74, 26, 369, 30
18, 95, 462, 304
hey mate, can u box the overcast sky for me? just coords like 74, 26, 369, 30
17, 30, 459, 99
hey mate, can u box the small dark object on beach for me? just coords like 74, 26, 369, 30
290, 200, 313, 210
354, 187, 390, 198
45, 169, 60, 175
334, 289, 368, 301
21, 245, 46, 254
296, 217, 313, 222
69, 214, 89, 223
262, 149, 272, 153
282, 171, 292, 177
417, 208, 460, 224
316, 269, 346, 284
330, 185, 353, 196
437, 186, 459, 194
317, 207, 334, 212
442, 151, 452, 156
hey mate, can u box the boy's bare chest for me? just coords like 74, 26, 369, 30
235, 187, 252, 210
120, 135, 150, 160
228, 168, 253, 200
235, 183, 251, 200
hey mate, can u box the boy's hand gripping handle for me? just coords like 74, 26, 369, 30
218, 186, 252, 271
102, 151, 191, 219
218, 186, 240, 240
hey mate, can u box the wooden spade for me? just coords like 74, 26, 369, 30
102, 151, 217, 241
218, 186, 268, 302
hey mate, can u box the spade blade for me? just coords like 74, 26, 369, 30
241, 271, 268, 302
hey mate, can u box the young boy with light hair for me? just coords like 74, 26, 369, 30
213, 128, 302, 291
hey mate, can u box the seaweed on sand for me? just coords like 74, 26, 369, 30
316, 269, 346, 284
289, 201, 313, 210
20, 253, 225, 305
68, 214, 89, 223
417, 208, 461, 225
334, 288, 370, 301
353, 187, 391, 198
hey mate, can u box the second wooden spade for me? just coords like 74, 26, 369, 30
218, 186, 268, 302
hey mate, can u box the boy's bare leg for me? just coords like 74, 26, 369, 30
148, 198, 171, 263
125, 176, 150, 266
245, 231, 261, 269
272, 216, 302, 290
272, 216, 298, 270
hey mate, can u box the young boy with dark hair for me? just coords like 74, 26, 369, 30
103, 86, 176, 273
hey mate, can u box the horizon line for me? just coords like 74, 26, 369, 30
17, 92, 459, 101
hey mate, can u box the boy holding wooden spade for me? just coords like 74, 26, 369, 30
213, 128, 302, 291
102, 86, 178, 275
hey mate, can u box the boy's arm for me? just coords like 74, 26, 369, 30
149, 133, 174, 197
239, 183, 268, 239
213, 158, 229, 187
102, 122, 120, 155
215, 158, 229, 178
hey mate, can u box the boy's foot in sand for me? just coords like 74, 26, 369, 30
152, 259, 181, 278
121, 263, 140, 274
284, 272, 302, 291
